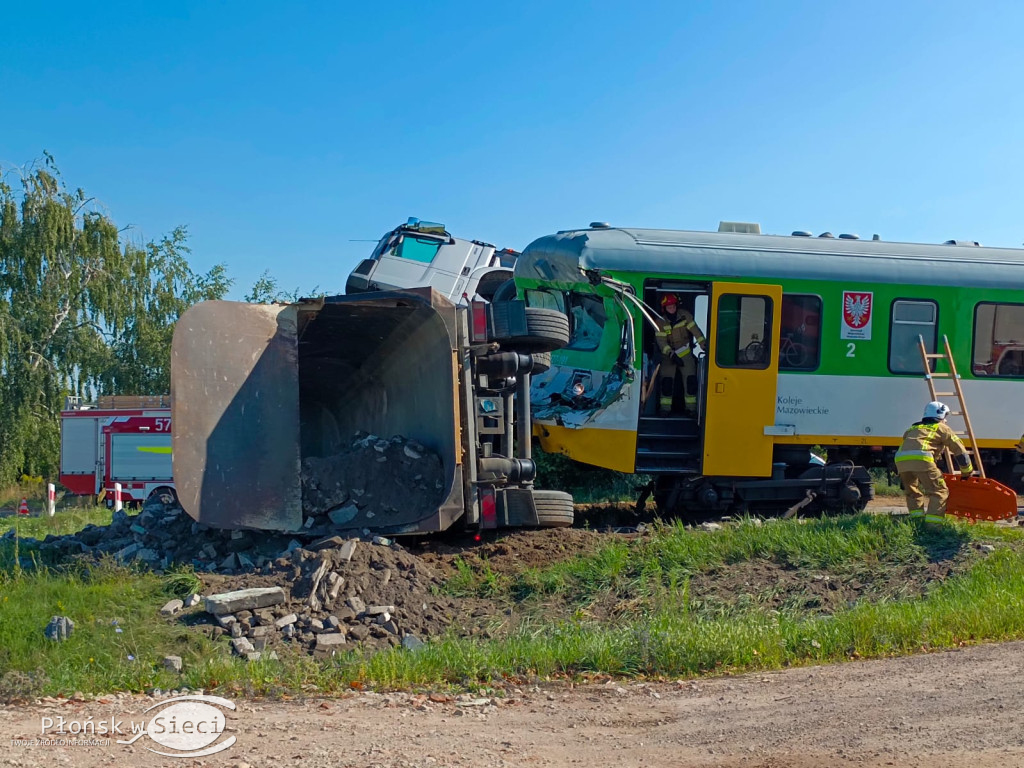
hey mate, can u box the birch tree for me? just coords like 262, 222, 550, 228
0, 155, 230, 484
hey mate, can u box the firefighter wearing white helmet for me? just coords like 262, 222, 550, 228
655, 293, 706, 417
894, 401, 973, 524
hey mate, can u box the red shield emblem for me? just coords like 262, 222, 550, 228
843, 292, 872, 328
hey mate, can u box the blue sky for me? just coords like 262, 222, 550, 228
3, 1, 1023, 298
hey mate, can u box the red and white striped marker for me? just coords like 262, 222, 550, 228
113, 482, 123, 513
47, 483, 56, 517
17, 497, 29, 516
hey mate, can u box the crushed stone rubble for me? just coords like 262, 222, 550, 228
7, 434, 463, 657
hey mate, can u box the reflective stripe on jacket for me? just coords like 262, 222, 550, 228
894, 420, 973, 472
656, 310, 705, 358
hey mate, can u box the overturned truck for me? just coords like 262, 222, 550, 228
171, 288, 574, 534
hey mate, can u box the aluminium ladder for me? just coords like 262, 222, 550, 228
916, 334, 985, 478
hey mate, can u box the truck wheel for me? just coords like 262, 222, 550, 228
531, 352, 551, 374
534, 489, 574, 528
474, 271, 514, 302
492, 307, 570, 353
490, 279, 518, 303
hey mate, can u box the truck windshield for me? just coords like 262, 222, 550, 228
391, 235, 443, 264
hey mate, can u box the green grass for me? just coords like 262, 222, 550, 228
1, 506, 113, 540
2, 513, 1024, 697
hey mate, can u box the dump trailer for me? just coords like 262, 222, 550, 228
170, 288, 572, 534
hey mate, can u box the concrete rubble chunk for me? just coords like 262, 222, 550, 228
367, 605, 396, 616
274, 613, 298, 629
328, 504, 359, 526
184, 594, 201, 608
346, 596, 366, 614
315, 634, 347, 652
160, 599, 184, 617
162, 655, 183, 673
231, 637, 255, 655
338, 540, 358, 562
216, 614, 237, 628
309, 536, 346, 552
44, 616, 74, 641
380, 619, 399, 635
220, 553, 238, 571
205, 587, 287, 616
374, 612, 392, 625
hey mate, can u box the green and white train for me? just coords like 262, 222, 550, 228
513, 222, 1024, 514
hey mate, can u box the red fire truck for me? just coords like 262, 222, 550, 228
59, 395, 177, 508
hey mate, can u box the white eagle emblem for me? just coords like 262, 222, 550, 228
844, 293, 871, 327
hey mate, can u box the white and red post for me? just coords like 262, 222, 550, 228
47, 483, 56, 517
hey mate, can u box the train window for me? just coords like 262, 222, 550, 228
972, 302, 1024, 377
889, 300, 937, 374
716, 294, 772, 369
567, 293, 606, 351
780, 295, 821, 371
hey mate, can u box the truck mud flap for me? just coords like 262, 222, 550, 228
944, 474, 1019, 522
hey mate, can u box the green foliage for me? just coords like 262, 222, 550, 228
244, 269, 321, 304
534, 448, 648, 503
0, 154, 231, 485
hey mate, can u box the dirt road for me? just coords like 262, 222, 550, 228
3, 640, 1024, 768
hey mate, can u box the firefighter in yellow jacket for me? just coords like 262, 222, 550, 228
656, 294, 706, 416
894, 401, 973, 524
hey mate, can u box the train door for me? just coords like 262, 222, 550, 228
702, 282, 782, 477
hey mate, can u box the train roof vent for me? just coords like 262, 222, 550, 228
718, 221, 761, 234
872, 234, 881, 241
791, 230, 812, 237
838, 233, 860, 240
943, 239, 981, 246
590, 221, 611, 229
818, 231, 835, 238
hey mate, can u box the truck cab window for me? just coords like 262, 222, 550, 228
390, 235, 443, 264
567, 293, 606, 351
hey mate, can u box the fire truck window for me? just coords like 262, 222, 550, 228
391, 235, 442, 264
973, 302, 1024, 377
779, 295, 822, 371
889, 300, 937, 374
567, 293, 606, 351
716, 294, 772, 369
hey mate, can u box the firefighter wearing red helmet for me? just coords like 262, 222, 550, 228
655, 293, 706, 417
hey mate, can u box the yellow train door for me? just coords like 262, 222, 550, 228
702, 282, 783, 477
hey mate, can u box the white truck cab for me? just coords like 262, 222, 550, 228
346, 218, 518, 303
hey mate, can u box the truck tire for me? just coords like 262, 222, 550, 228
492, 307, 570, 353
474, 271, 514, 302
534, 489, 574, 528
531, 352, 551, 374
491, 279, 518, 303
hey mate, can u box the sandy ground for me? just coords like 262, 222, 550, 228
3, 640, 1024, 768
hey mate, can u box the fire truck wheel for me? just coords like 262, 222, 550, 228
534, 489, 574, 528
144, 486, 178, 511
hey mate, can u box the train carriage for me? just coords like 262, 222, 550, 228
514, 222, 1024, 514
